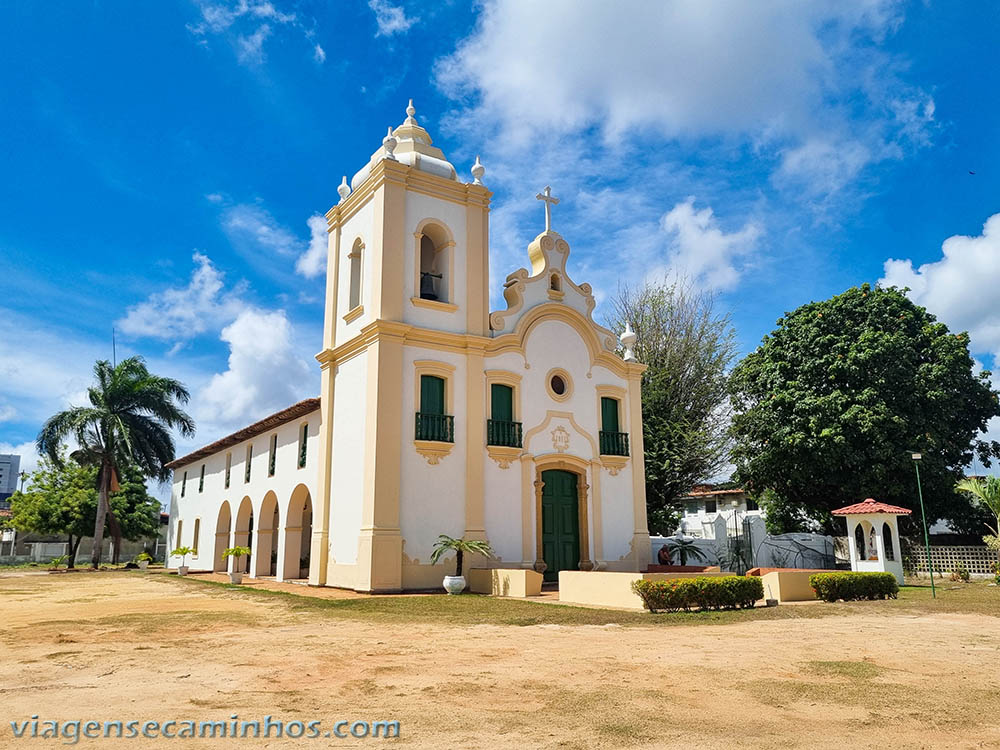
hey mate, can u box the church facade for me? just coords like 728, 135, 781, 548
166, 102, 651, 591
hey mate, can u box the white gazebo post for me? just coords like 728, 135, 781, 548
832, 498, 912, 584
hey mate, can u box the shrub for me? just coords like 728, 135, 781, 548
631, 576, 764, 613
950, 563, 970, 583
809, 572, 898, 602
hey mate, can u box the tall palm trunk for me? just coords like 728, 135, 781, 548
92, 461, 110, 568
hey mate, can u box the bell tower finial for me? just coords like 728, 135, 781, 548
405, 98, 417, 125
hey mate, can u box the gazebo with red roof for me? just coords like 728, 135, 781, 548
832, 498, 912, 583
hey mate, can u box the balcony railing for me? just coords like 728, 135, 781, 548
599, 430, 629, 456
415, 412, 455, 443
487, 419, 523, 448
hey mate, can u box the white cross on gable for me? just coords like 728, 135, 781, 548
535, 185, 559, 232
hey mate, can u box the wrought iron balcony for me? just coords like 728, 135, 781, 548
415, 412, 455, 443
599, 430, 629, 457
487, 419, 523, 448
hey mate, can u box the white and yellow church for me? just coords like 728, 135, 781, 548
166, 102, 651, 592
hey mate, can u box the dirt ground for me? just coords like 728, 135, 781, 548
1, 572, 998, 749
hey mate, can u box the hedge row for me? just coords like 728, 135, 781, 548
809, 572, 899, 602
631, 576, 764, 613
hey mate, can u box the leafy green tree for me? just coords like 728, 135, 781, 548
108, 465, 162, 563
9, 456, 98, 568
730, 284, 1000, 533
37, 357, 194, 568
608, 278, 737, 534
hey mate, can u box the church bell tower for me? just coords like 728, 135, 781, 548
309, 101, 492, 591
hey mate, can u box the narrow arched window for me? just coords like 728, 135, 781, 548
550, 274, 561, 291
417, 224, 451, 304
882, 522, 895, 561
854, 524, 866, 560
348, 239, 363, 310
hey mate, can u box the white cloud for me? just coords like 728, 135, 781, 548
0, 405, 16, 423
197, 309, 314, 433
188, 0, 317, 66
656, 199, 762, 291
237, 23, 272, 65
436, 0, 931, 195
220, 203, 327, 280
295, 215, 328, 279
223, 204, 301, 257
117, 253, 246, 343
313, 43, 326, 63
881, 213, 1000, 355
368, 0, 417, 36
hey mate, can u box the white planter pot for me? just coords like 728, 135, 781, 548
229, 571, 244, 585
138, 561, 149, 570
177, 566, 189, 576
443, 575, 466, 595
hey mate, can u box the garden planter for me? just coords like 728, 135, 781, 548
177, 566, 189, 576
138, 561, 149, 570
443, 575, 466, 594
229, 571, 243, 585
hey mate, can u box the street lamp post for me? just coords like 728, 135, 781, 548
910, 453, 936, 599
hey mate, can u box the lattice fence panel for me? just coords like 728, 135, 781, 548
907, 545, 997, 575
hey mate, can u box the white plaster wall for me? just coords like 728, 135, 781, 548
334, 195, 376, 344
329, 351, 368, 565
482, 459, 524, 564
598, 468, 635, 564
398, 344, 468, 563
401, 191, 469, 334
167, 410, 321, 573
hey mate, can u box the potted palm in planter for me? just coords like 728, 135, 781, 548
429, 535, 493, 594
666, 536, 707, 566
135, 552, 152, 570
170, 546, 193, 576
222, 546, 252, 585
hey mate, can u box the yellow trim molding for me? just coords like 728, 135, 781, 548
545, 367, 573, 402
414, 439, 454, 465
486, 445, 521, 469
343, 305, 365, 324
410, 297, 458, 313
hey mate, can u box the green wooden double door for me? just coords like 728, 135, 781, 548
541, 469, 580, 583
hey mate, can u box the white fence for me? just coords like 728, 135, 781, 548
907, 545, 997, 576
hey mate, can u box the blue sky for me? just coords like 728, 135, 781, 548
3, 1, 1000, 488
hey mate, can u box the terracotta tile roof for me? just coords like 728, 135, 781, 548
683, 488, 746, 497
165, 397, 320, 471
832, 498, 912, 516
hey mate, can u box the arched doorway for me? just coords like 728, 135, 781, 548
540, 469, 579, 582
255, 491, 279, 577
234, 496, 254, 574
214, 501, 232, 572
533, 459, 592, 583
282, 484, 313, 580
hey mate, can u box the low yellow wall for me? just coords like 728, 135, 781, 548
468, 568, 543, 598
558, 570, 732, 610
760, 571, 817, 602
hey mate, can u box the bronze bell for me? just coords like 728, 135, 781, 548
420, 271, 442, 301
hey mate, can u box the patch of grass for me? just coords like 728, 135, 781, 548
802, 660, 881, 680
156, 575, 838, 628
152, 573, 1000, 629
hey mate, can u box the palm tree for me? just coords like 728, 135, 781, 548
429, 535, 493, 578
37, 357, 195, 569
666, 536, 707, 566
955, 476, 1000, 562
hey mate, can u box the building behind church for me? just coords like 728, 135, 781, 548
166, 102, 651, 591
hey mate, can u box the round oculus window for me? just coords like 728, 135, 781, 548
550, 375, 566, 395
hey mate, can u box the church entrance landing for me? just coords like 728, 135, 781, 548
540, 469, 580, 582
